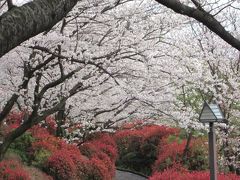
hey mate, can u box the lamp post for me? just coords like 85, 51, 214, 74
199, 102, 227, 180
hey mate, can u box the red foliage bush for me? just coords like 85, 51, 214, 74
31, 138, 59, 153
0, 160, 30, 180
3, 112, 117, 179
114, 125, 178, 150
79, 134, 118, 162
92, 141, 118, 162
40, 131, 117, 180
5, 111, 24, 127
153, 140, 187, 171
2, 111, 25, 134
78, 134, 117, 178
114, 128, 144, 153
153, 137, 208, 172
29, 125, 72, 169
88, 157, 111, 180
45, 149, 77, 180
94, 151, 116, 177
79, 142, 98, 157
114, 128, 144, 142
97, 134, 117, 150
30, 125, 68, 153
44, 116, 57, 135
29, 125, 51, 138
65, 148, 89, 179
4, 112, 57, 135
30, 124, 117, 179
149, 166, 240, 180
45, 145, 116, 180
114, 124, 179, 175
142, 125, 179, 140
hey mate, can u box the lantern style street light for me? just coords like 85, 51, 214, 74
199, 102, 227, 180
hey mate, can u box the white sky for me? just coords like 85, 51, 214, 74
13, 0, 32, 6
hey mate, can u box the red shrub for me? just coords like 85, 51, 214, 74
30, 125, 68, 154
78, 134, 117, 179
30, 127, 76, 168
24, 167, 53, 180
114, 125, 178, 151
30, 134, 67, 164
44, 116, 57, 135
71, 156, 110, 180
114, 129, 144, 141
149, 167, 240, 180
79, 142, 98, 157
93, 141, 118, 162
79, 134, 118, 160
153, 140, 187, 171
114, 125, 180, 175
153, 137, 209, 172
64, 148, 89, 179
97, 134, 117, 150
0, 160, 30, 180
29, 125, 51, 139
114, 129, 144, 152
142, 125, 179, 140
44, 149, 77, 180
51, 150, 113, 180
5, 111, 24, 127
73, 156, 91, 179
94, 152, 116, 177
4, 112, 57, 135
187, 138, 208, 170
2, 111, 25, 134
89, 157, 111, 180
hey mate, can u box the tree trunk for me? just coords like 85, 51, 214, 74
0, 0, 79, 57
56, 103, 66, 137
220, 126, 237, 173
182, 131, 192, 164
0, 120, 32, 160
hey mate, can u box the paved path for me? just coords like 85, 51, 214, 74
115, 170, 148, 180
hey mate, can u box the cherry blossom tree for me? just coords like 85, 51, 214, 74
0, 0, 239, 172
0, 0, 240, 58
0, 0, 179, 158
160, 10, 240, 173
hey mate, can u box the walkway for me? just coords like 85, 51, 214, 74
115, 170, 148, 180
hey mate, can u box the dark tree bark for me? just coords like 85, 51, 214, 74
154, 0, 240, 51
0, 0, 79, 57
6, 0, 15, 10
55, 102, 66, 137
182, 132, 192, 159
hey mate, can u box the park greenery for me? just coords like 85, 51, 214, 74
0, 0, 240, 179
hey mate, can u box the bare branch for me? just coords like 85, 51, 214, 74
30, 45, 120, 85
154, 0, 240, 51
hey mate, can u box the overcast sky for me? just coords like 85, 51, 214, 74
13, 0, 32, 6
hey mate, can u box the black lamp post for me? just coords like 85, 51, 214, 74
199, 102, 227, 180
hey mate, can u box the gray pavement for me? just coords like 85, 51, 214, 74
115, 170, 148, 180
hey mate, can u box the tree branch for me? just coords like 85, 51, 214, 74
31, 45, 120, 85
6, 0, 14, 10
154, 0, 240, 51
0, 0, 79, 57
